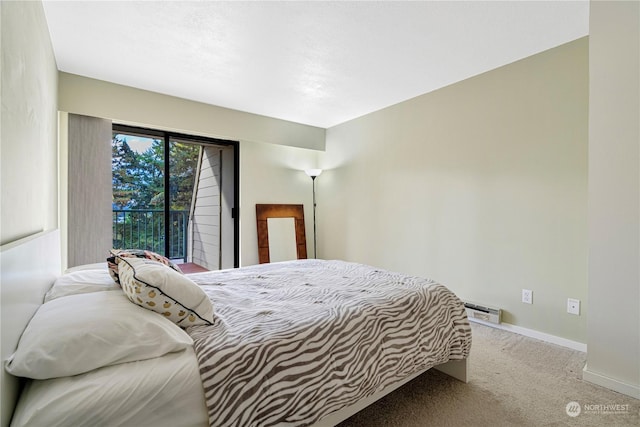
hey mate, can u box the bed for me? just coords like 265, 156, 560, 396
1, 231, 471, 426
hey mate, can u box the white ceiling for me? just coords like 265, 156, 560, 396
42, 1, 589, 128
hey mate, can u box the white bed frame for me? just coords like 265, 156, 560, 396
1, 230, 61, 427
0, 230, 468, 427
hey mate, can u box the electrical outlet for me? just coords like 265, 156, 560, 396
522, 289, 533, 304
567, 298, 580, 315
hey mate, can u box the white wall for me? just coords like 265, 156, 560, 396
320, 38, 589, 343
0, 0, 58, 245
585, 0, 640, 398
0, 2, 60, 425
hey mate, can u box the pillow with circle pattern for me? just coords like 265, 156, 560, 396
116, 256, 214, 327
107, 249, 183, 285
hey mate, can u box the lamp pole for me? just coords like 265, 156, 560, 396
305, 169, 322, 259
311, 175, 317, 259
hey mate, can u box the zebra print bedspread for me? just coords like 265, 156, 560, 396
187, 259, 471, 427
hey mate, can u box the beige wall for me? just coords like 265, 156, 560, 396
585, 0, 640, 398
57, 73, 322, 267
240, 141, 319, 266
58, 72, 325, 151
320, 38, 589, 343
0, 0, 58, 245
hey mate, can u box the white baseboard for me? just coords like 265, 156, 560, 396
469, 318, 640, 399
583, 364, 640, 399
468, 317, 587, 352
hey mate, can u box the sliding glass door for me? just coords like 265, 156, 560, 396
111, 124, 239, 268
112, 131, 167, 255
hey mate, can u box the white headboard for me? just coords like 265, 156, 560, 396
0, 230, 61, 427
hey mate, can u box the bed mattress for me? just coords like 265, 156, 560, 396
187, 259, 471, 427
10, 347, 208, 427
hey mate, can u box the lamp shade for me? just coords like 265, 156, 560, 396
305, 169, 323, 178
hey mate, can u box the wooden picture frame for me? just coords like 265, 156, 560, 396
256, 204, 307, 264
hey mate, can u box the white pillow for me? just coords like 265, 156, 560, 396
44, 269, 119, 302
116, 256, 214, 327
64, 262, 108, 274
5, 291, 193, 380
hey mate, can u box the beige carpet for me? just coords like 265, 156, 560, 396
338, 322, 639, 426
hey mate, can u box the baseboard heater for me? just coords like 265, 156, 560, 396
464, 301, 502, 324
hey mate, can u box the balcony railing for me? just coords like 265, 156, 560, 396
112, 209, 189, 261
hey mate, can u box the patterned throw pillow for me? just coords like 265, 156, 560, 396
107, 249, 183, 285
116, 256, 214, 327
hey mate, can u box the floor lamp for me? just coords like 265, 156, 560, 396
305, 169, 322, 258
